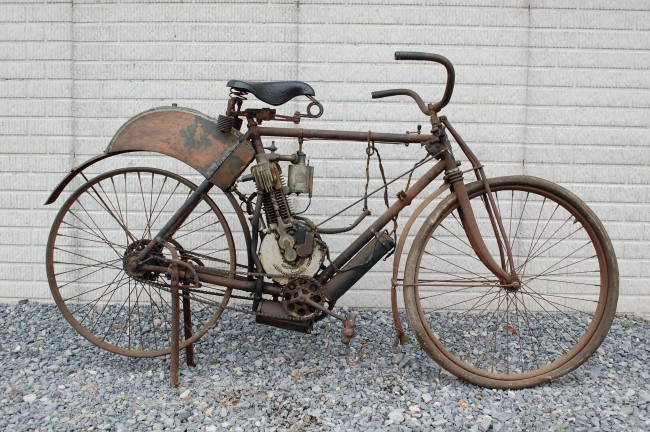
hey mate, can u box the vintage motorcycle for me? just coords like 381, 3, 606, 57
45, 52, 618, 389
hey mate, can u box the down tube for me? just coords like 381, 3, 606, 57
319, 160, 447, 301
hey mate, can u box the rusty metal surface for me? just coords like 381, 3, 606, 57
442, 117, 516, 281
108, 106, 252, 180
182, 287, 196, 367
46, 107, 256, 205
402, 176, 619, 389
44, 151, 131, 205
256, 126, 435, 144
210, 140, 256, 190
389, 181, 449, 344
438, 122, 514, 285
45, 50, 619, 390
164, 243, 181, 388
316, 160, 447, 286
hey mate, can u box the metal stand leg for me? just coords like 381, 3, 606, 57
163, 242, 200, 386
342, 312, 357, 345
170, 262, 180, 388
182, 285, 196, 367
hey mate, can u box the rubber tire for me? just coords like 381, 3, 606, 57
46, 167, 237, 357
404, 176, 618, 389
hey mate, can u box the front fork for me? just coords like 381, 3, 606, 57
440, 152, 518, 287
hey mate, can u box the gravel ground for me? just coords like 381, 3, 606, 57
1, 301, 649, 432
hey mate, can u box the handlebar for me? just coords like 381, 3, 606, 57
371, 89, 429, 116
371, 51, 455, 114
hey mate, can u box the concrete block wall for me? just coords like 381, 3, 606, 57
1, 0, 648, 312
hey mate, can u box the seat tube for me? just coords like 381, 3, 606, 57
246, 118, 266, 155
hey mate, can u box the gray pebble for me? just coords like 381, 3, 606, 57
179, 412, 191, 423
388, 410, 405, 424
639, 391, 650, 403
479, 415, 492, 431
22, 394, 37, 404
432, 418, 447, 426
0, 303, 647, 432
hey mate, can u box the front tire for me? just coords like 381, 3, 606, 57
404, 176, 618, 389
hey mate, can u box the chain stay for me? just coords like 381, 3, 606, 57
136, 248, 328, 323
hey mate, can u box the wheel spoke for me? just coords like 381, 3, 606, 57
519, 284, 591, 331
174, 219, 222, 241
83, 180, 139, 245
55, 258, 123, 288
53, 257, 122, 278
405, 178, 616, 388
517, 217, 580, 272
94, 174, 133, 242
510, 293, 559, 367
65, 208, 124, 259
147, 181, 183, 230
56, 228, 125, 250
84, 273, 130, 333
423, 250, 494, 284
47, 168, 235, 357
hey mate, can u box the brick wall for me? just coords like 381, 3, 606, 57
1, 0, 648, 313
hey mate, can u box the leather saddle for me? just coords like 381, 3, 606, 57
226, 80, 315, 106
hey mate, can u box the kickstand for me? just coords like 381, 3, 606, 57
181, 285, 196, 367
163, 242, 199, 387
343, 313, 367, 365
169, 260, 181, 388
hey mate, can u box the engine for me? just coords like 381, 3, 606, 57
251, 152, 326, 285
258, 220, 327, 285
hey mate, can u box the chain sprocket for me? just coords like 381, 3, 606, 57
281, 276, 325, 320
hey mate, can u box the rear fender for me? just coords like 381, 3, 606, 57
45, 106, 255, 205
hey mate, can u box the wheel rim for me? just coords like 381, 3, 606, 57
46, 168, 235, 357
410, 178, 614, 383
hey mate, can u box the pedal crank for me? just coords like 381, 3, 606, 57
294, 297, 357, 346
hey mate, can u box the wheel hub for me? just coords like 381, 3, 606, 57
500, 277, 521, 292
122, 240, 165, 281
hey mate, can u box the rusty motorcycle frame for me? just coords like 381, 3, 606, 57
46, 52, 618, 389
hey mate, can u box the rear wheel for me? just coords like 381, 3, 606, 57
404, 176, 618, 388
46, 168, 236, 357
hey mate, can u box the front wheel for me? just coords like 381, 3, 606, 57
404, 176, 618, 389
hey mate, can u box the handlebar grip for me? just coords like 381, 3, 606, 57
394, 51, 455, 112
371, 89, 429, 116
371, 89, 401, 99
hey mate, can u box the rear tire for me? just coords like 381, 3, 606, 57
46, 168, 236, 357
